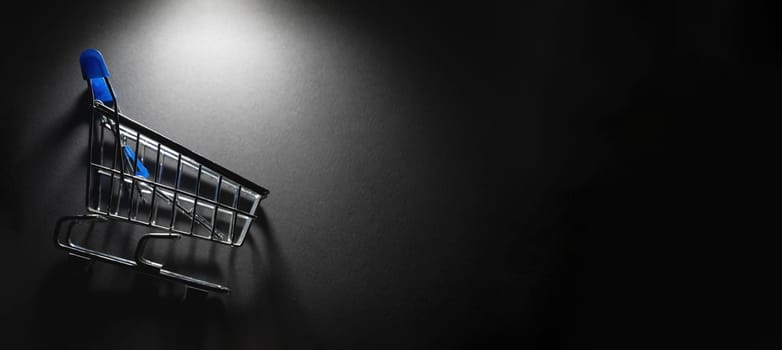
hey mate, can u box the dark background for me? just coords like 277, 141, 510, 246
0, 0, 778, 348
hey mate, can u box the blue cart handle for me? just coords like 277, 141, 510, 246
79, 48, 114, 105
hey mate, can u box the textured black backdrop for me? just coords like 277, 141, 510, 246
0, 0, 778, 349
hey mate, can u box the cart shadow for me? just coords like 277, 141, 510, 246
20, 89, 90, 172
29, 206, 304, 348
240, 206, 312, 348
30, 219, 236, 349
4, 91, 90, 235
28, 257, 235, 349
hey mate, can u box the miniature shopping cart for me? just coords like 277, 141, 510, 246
54, 49, 270, 295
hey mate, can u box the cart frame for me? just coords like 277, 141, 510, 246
54, 49, 270, 294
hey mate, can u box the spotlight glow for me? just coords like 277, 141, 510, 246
145, 1, 286, 87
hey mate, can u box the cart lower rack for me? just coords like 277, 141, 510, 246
54, 49, 270, 294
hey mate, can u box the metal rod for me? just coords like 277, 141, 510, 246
154, 143, 162, 183
94, 102, 270, 197
82, 207, 238, 247
101, 77, 123, 216
97, 111, 106, 211
128, 131, 141, 221
53, 215, 230, 293
104, 78, 124, 200
133, 131, 143, 219
86, 83, 95, 210
210, 175, 223, 240
170, 154, 182, 230
89, 163, 258, 218
190, 165, 203, 235
135, 233, 181, 270
230, 185, 242, 243
107, 173, 117, 215
148, 143, 162, 225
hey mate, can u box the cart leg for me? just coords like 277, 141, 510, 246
134, 233, 182, 271
134, 233, 231, 294
55, 219, 232, 294
53, 214, 106, 250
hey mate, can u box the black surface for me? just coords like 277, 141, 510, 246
0, 0, 778, 348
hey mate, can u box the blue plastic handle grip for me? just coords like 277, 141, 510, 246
123, 145, 150, 178
79, 49, 114, 104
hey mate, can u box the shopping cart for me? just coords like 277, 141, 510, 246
54, 49, 270, 295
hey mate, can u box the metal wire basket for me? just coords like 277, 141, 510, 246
54, 49, 270, 294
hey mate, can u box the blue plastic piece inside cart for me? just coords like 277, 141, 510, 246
123, 145, 150, 178
79, 49, 114, 104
